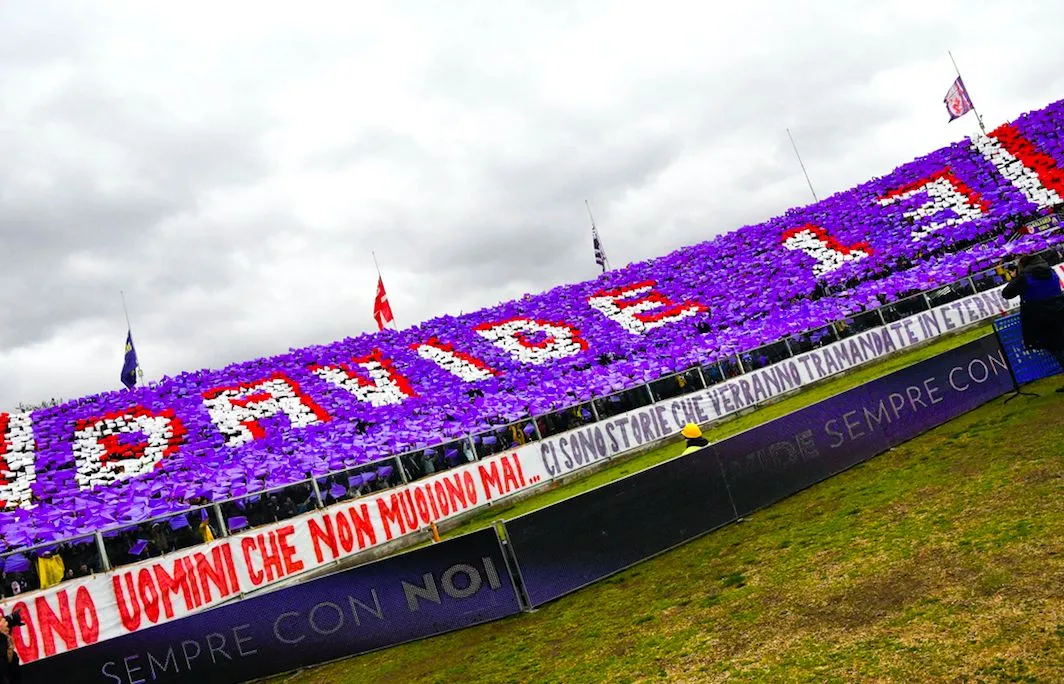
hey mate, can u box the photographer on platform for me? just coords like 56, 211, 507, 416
1002, 253, 1064, 392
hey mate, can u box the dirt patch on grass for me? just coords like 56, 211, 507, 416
798, 564, 928, 629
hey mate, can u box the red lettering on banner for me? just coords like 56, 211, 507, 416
276, 525, 304, 576
194, 547, 233, 602
74, 586, 99, 645
501, 455, 521, 492
241, 537, 264, 586
588, 281, 707, 335
478, 460, 504, 499
113, 573, 141, 632
8, 601, 37, 664
444, 474, 467, 511
183, 557, 203, 607
138, 568, 161, 623
463, 471, 478, 504
336, 512, 355, 553
261, 533, 285, 582
414, 487, 431, 524
513, 454, 527, 486
152, 561, 194, 620
399, 490, 418, 529
348, 502, 377, 549
308, 514, 338, 563
433, 481, 451, 517
35, 591, 76, 656
377, 493, 407, 540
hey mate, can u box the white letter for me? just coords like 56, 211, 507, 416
202, 373, 331, 448
587, 281, 707, 335
474, 318, 588, 364
781, 224, 871, 276
877, 169, 988, 241
311, 350, 417, 406
73, 407, 186, 489
412, 338, 499, 382
0, 412, 36, 509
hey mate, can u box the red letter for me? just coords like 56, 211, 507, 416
112, 573, 141, 632
781, 224, 872, 276
877, 168, 990, 241
311, 349, 416, 407
474, 318, 589, 364
153, 561, 194, 619
412, 337, 500, 382
588, 281, 707, 335
203, 373, 330, 447
347, 502, 378, 549
74, 586, 99, 645
478, 460, 504, 499
241, 537, 264, 586
307, 514, 338, 563
276, 525, 304, 576
7, 602, 38, 664
35, 591, 77, 656
0, 412, 35, 510
376, 493, 407, 540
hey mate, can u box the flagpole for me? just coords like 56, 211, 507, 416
120, 290, 143, 380
948, 51, 986, 134
585, 200, 610, 271
786, 128, 819, 203
371, 251, 399, 330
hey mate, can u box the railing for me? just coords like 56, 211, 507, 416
2, 243, 1061, 598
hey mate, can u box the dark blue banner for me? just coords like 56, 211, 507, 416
993, 313, 1063, 385
505, 443, 737, 608
24, 529, 519, 684
714, 334, 1013, 515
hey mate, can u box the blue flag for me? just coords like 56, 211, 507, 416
121, 330, 139, 389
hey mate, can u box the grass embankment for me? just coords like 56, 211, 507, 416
276, 369, 1064, 682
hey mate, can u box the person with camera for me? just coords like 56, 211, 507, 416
0, 609, 24, 684
1002, 253, 1064, 391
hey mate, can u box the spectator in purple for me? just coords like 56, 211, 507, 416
1002, 253, 1064, 391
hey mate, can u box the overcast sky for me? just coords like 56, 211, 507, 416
2, 0, 1063, 411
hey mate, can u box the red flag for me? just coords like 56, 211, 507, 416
373, 276, 394, 331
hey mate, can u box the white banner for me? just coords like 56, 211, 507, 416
0, 284, 1016, 664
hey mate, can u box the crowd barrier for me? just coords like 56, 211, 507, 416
0, 282, 1024, 665
15, 335, 1019, 682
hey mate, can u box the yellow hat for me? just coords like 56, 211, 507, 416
681, 423, 702, 439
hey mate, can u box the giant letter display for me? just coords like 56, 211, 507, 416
21, 528, 520, 684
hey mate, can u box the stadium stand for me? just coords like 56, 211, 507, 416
2, 99, 1064, 597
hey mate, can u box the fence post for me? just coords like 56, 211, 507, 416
922, 292, 932, 311
394, 455, 410, 483
783, 337, 794, 358
735, 354, 745, 374
645, 383, 655, 403
967, 275, 978, 293
695, 365, 707, 388
95, 531, 112, 572
213, 504, 228, 537
588, 400, 601, 422
876, 307, 887, 326
531, 417, 544, 441
466, 436, 479, 461
309, 477, 325, 508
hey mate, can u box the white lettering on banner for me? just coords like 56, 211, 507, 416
0, 285, 1017, 663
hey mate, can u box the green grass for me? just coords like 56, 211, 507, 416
272, 368, 1064, 683
434, 324, 994, 539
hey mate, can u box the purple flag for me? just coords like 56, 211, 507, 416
944, 76, 975, 122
